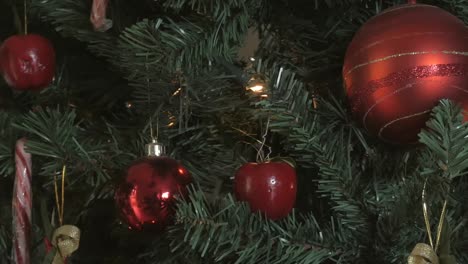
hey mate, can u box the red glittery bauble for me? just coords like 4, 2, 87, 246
234, 162, 296, 220
343, 3, 468, 144
0, 34, 55, 91
114, 157, 191, 231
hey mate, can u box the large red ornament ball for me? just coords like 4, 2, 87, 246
343, 3, 468, 144
234, 162, 296, 220
0, 34, 55, 91
114, 157, 191, 231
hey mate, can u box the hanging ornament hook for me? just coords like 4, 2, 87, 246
145, 56, 157, 143
145, 56, 165, 157
146, 113, 165, 157
256, 116, 272, 163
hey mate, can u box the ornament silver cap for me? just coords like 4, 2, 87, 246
146, 140, 166, 157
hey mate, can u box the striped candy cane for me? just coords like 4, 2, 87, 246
90, 0, 113, 32
12, 138, 32, 264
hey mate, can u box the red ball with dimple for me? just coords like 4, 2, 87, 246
343, 2, 468, 144
234, 162, 296, 220
0, 34, 55, 91
114, 157, 191, 231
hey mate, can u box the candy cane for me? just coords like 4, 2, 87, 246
11, 138, 32, 264
90, 0, 113, 32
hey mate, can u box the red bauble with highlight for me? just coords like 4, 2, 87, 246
114, 157, 191, 231
0, 34, 55, 91
343, 2, 468, 144
234, 162, 296, 220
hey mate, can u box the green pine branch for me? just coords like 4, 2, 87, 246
170, 187, 341, 264
419, 99, 468, 179
0, 111, 20, 176
0, 232, 9, 263
417, 100, 468, 261
168, 125, 242, 192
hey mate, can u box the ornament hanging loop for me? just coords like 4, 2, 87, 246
435, 199, 448, 252
53, 165, 67, 226
23, 0, 28, 34
408, 180, 449, 264
422, 181, 434, 249
421, 180, 449, 254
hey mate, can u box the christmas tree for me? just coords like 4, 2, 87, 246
1, 0, 468, 263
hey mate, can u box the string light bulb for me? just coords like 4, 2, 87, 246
246, 73, 268, 98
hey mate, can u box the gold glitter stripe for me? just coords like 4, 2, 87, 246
345, 51, 468, 78
365, 84, 468, 131
371, 84, 468, 144
378, 109, 431, 143
443, 51, 468, 55
348, 33, 468, 61
444, 84, 468, 94
363, 82, 417, 132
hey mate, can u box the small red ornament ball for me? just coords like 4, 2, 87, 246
343, 3, 468, 144
0, 34, 55, 91
114, 157, 191, 231
234, 162, 296, 220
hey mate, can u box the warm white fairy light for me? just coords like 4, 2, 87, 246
246, 74, 268, 97
248, 84, 265, 93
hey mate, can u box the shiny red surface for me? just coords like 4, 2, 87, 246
343, 3, 468, 144
234, 162, 296, 220
114, 156, 191, 231
0, 34, 55, 91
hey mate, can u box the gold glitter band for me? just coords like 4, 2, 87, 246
345, 51, 468, 78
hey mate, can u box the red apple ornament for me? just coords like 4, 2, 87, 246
234, 161, 297, 220
0, 34, 55, 91
114, 141, 192, 231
